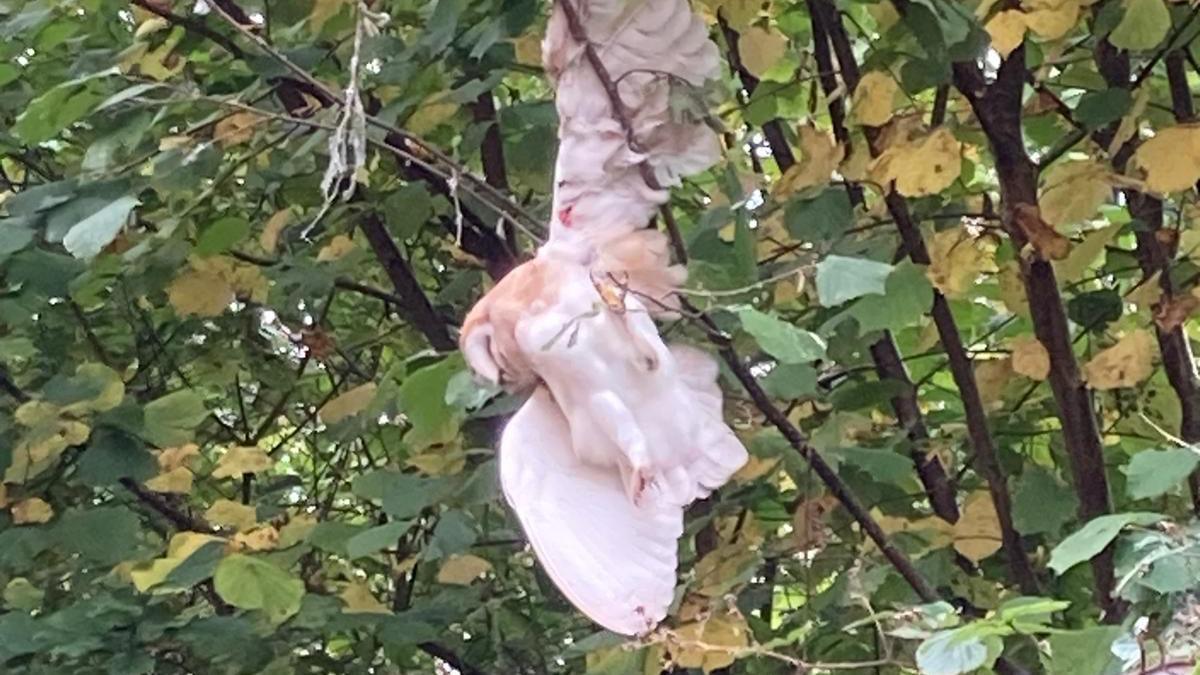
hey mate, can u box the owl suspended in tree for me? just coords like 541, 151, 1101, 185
459, 0, 747, 637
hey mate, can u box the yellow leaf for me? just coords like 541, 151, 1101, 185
511, 31, 544, 67
732, 454, 781, 483
167, 267, 233, 317
792, 494, 837, 549
131, 532, 224, 592
159, 135, 191, 151
1022, 0, 1081, 39
407, 98, 459, 135
1010, 335, 1051, 380
870, 127, 964, 197
15, 400, 59, 427
1082, 330, 1156, 390
1014, 203, 1070, 260
840, 146, 872, 182
926, 226, 996, 297
1109, 86, 1150, 156
157, 443, 200, 472
868, 0, 901, 29
1054, 223, 1122, 284
309, 0, 347, 31
997, 261, 1030, 318
278, 514, 319, 548
233, 526, 280, 551
702, 0, 761, 28
317, 234, 356, 262
1130, 270, 1164, 310
436, 554, 493, 585
0, 485, 8, 509
986, 11, 1027, 58
212, 445, 273, 479
168, 257, 269, 317
975, 358, 1014, 409
739, 26, 788, 77
205, 499, 258, 532
213, 112, 260, 148
407, 448, 467, 476
340, 581, 391, 613
60, 363, 125, 414
144, 466, 194, 494
1039, 160, 1112, 227
670, 610, 751, 672
319, 383, 378, 424
11, 498, 53, 524
851, 70, 900, 127
773, 125, 844, 197
260, 208, 292, 253
953, 492, 1003, 562
1134, 124, 1200, 194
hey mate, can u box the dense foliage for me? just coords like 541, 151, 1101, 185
2, 0, 1200, 671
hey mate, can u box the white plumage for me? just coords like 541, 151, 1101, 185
458, 0, 745, 635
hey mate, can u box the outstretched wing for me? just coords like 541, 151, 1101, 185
500, 386, 683, 635
543, 0, 720, 307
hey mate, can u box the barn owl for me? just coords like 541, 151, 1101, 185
458, 0, 746, 636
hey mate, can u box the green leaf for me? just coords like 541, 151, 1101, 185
1047, 627, 1123, 675
76, 427, 157, 486
213, 554, 305, 624
61, 195, 138, 259
1108, 0, 1170, 50
398, 357, 466, 450
142, 390, 208, 447
1067, 289, 1123, 332
761, 363, 819, 399
831, 446, 918, 486
915, 628, 998, 675
12, 83, 102, 144
195, 217, 250, 256
426, 510, 476, 559
345, 520, 414, 559
2, 578, 43, 611
0, 63, 19, 88
995, 596, 1070, 624
51, 507, 141, 565
784, 188, 853, 242
0, 223, 35, 262
1012, 468, 1077, 536
736, 308, 826, 363
815, 255, 893, 307
847, 261, 934, 332
1124, 448, 1200, 500
352, 470, 444, 519
1074, 89, 1131, 130
1048, 512, 1163, 574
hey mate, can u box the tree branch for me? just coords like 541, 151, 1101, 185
948, 40, 1117, 617
470, 89, 519, 254
129, 0, 244, 58
0, 366, 28, 403
807, 0, 961, 525
716, 13, 796, 171
814, 0, 1037, 593
358, 212, 457, 352
1097, 39, 1200, 516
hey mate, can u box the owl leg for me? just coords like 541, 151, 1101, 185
620, 308, 669, 372
587, 390, 654, 505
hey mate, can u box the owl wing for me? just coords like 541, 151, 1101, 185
499, 386, 683, 636
543, 0, 720, 310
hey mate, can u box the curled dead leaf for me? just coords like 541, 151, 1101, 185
1013, 203, 1069, 260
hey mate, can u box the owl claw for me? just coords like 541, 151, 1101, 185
627, 465, 654, 507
